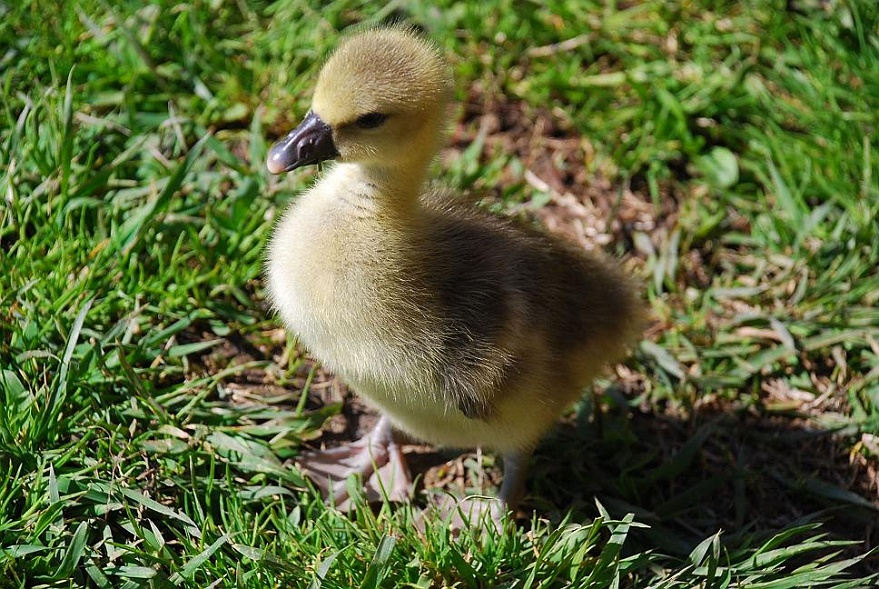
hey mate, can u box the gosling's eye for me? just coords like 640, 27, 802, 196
355, 112, 387, 129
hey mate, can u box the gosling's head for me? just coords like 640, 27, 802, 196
267, 27, 453, 176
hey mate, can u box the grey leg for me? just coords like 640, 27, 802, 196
497, 448, 533, 512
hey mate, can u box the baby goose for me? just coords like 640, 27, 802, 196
266, 27, 643, 518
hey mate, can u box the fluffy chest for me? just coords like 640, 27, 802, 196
266, 179, 441, 394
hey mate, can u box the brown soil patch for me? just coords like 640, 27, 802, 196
443, 86, 678, 255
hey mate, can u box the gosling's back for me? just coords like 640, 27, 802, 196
412, 195, 642, 423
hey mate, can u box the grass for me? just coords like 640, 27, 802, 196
1, 0, 878, 586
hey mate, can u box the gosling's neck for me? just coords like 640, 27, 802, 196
329, 157, 430, 222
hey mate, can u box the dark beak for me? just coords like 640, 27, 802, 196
266, 111, 339, 174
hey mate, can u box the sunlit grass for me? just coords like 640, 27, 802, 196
1, 0, 877, 586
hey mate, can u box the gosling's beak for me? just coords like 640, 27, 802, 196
266, 111, 339, 174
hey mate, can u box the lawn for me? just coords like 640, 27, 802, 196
2, 0, 878, 587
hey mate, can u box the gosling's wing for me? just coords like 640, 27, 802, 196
417, 205, 538, 420
417, 197, 644, 419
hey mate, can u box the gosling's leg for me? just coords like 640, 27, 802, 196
497, 449, 532, 511
296, 415, 412, 510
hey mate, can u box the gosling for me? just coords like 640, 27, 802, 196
265, 26, 643, 521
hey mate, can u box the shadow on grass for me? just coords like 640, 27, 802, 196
521, 393, 879, 573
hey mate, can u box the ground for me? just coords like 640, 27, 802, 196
2, 1, 878, 585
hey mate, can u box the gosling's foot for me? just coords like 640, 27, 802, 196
296, 415, 411, 511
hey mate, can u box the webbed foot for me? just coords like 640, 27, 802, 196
296, 415, 411, 510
